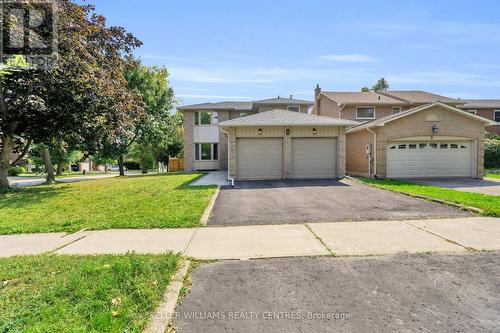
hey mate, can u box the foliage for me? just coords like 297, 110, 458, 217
123, 160, 141, 170
372, 77, 390, 91
7, 166, 25, 176
485, 169, 500, 179
0, 173, 216, 234
356, 177, 500, 216
484, 139, 500, 168
361, 87, 370, 92
0, 0, 144, 187
0, 253, 180, 332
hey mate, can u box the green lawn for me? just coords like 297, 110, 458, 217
0, 173, 216, 234
18, 171, 120, 178
355, 177, 500, 217
485, 168, 500, 179
0, 253, 180, 332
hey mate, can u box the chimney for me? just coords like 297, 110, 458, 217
289, 94, 293, 100
314, 84, 321, 100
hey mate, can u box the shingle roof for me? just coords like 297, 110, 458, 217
254, 97, 313, 105
321, 91, 408, 105
378, 90, 462, 104
346, 102, 493, 133
458, 100, 500, 109
177, 101, 254, 111
218, 109, 360, 127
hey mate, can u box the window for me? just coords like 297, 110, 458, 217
467, 110, 477, 115
392, 107, 401, 114
430, 143, 438, 149
419, 143, 427, 149
239, 112, 248, 117
194, 111, 217, 125
440, 143, 448, 149
495, 110, 500, 122
409, 144, 417, 149
398, 144, 406, 149
356, 107, 375, 119
450, 144, 458, 149
194, 143, 219, 161
287, 106, 300, 112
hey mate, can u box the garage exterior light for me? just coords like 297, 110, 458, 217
312, 128, 317, 135
432, 124, 439, 133
258, 128, 263, 135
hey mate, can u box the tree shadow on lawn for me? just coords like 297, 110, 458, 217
0, 185, 70, 208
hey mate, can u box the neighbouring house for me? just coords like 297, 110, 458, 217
178, 96, 313, 172
457, 100, 500, 135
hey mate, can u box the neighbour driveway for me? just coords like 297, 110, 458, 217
208, 178, 472, 226
406, 178, 500, 196
174, 252, 500, 333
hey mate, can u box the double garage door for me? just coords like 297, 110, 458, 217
236, 138, 337, 180
387, 141, 473, 178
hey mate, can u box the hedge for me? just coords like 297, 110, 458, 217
485, 139, 500, 168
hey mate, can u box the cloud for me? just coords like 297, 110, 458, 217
319, 54, 379, 63
177, 93, 256, 100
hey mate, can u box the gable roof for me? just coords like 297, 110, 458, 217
458, 100, 500, 109
177, 101, 254, 111
321, 91, 407, 105
346, 102, 495, 133
254, 97, 313, 105
377, 90, 462, 105
219, 109, 359, 127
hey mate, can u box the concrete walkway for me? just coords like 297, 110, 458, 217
189, 171, 230, 186
2, 217, 499, 259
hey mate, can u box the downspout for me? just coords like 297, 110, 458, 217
366, 127, 377, 177
219, 127, 235, 187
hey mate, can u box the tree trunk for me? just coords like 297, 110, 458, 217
0, 134, 14, 189
56, 161, 64, 176
43, 147, 56, 184
118, 155, 125, 176
140, 151, 148, 174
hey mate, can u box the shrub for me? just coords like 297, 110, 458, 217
123, 161, 140, 170
8, 166, 26, 176
485, 139, 500, 168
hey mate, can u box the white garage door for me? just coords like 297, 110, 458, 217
387, 141, 473, 178
237, 138, 283, 180
292, 138, 337, 179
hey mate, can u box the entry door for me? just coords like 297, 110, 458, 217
387, 141, 473, 178
236, 138, 283, 180
292, 138, 337, 179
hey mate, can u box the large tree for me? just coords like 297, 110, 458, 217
0, 1, 143, 188
124, 64, 176, 174
372, 78, 390, 91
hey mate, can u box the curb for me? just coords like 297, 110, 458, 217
143, 260, 191, 333
199, 186, 221, 226
346, 176, 484, 215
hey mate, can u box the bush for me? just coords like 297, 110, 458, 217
8, 166, 26, 176
123, 161, 140, 170
485, 139, 500, 168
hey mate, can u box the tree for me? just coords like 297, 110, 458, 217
124, 64, 176, 174
0, 1, 143, 188
361, 87, 370, 92
372, 78, 389, 91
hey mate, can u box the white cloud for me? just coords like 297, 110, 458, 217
319, 54, 379, 63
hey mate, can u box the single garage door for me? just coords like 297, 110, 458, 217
387, 141, 473, 178
237, 138, 283, 180
292, 138, 337, 179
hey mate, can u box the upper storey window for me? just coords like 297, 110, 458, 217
356, 107, 375, 120
194, 111, 218, 125
287, 105, 300, 112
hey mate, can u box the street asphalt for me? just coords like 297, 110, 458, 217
174, 251, 500, 333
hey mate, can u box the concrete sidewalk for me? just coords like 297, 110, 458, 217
1, 217, 499, 259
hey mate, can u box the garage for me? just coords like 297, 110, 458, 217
387, 141, 473, 178
292, 138, 337, 178
237, 138, 283, 180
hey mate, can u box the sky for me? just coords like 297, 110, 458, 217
91, 0, 500, 106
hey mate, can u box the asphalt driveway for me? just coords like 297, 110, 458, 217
405, 178, 500, 196
174, 252, 500, 333
208, 178, 472, 226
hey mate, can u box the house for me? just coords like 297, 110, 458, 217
178, 96, 313, 172
457, 100, 500, 135
178, 88, 497, 181
313, 87, 495, 179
